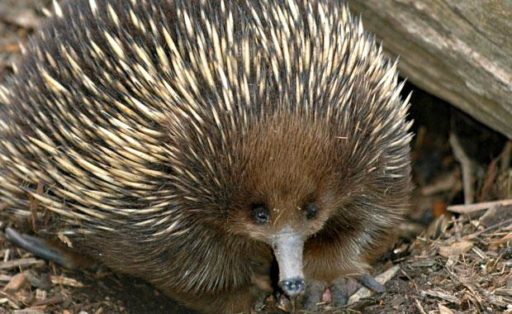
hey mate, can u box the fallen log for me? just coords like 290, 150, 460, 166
348, 0, 512, 139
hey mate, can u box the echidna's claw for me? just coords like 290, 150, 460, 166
329, 274, 385, 307
357, 273, 385, 293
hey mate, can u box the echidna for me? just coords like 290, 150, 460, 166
0, 0, 412, 312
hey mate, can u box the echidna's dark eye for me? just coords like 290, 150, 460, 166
251, 204, 270, 224
305, 203, 318, 220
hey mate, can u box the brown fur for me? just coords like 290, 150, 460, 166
0, 0, 412, 312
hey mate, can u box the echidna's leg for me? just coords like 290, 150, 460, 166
5, 227, 84, 269
302, 280, 325, 310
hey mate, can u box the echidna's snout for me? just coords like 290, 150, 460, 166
280, 277, 305, 297
272, 227, 305, 297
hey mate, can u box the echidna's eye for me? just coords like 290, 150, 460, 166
305, 203, 318, 220
251, 204, 270, 224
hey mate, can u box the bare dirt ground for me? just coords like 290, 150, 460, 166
0, 1, 511, 314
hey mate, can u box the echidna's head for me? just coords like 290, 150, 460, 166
220, 115, 356, 296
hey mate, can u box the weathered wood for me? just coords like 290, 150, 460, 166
347, 0, 512, 139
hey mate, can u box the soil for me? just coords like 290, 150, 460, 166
0, 1, 511, 314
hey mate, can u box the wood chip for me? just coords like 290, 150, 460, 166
439, 240, 474, 257
34, 288, 47, 302
448, 199, 512, 214
495, 288, 512, 297
410, 258, 437, 268
438, 303, 455, 314
3, 272, 26, 292
0, 258, 45, 270
50, 275, 84, 288
489, 233, 512, 245
13, 309, 45, 314
479, 204, 512, 227
414, 299, 427, 314
32, 293, 67, 306
347, 265, 400, 304
421, 289, 461, 305
0, 274, 12, 282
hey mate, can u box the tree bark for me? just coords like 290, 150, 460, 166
347, 0, 512, 139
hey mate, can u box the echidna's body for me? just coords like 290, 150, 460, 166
0, 0, 412, 312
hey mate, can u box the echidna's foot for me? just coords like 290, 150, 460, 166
302, 280, 326, 310
5, 227, 85, 269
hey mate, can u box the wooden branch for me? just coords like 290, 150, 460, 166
347, 0, 512, 139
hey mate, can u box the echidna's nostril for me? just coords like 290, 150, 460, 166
280, 278, 305, 297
